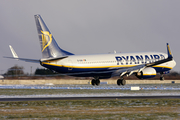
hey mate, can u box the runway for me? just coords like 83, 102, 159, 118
1, 84, 180, 90
0, 95, 180, 101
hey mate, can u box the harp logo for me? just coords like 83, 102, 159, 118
41, 31, 52, 52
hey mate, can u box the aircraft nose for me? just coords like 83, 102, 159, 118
172, 60, 176, 68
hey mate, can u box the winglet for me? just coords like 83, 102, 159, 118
167, 43, 173, 58
9, 45, 18, 58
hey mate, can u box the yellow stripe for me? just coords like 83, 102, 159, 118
167, 45, 172, 55
42, 62, 136, 68
42, 62, 63, 67
42, 62, 172, 69
143, 74, 156, 76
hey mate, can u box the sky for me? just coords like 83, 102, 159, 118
0, 0, 180, 74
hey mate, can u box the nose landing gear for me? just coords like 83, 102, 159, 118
160, 72, 164, 81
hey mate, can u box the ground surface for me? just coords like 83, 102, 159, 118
0, 99, 180, 119
0, 84, 180, 119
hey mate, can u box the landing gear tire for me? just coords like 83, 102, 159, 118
95, 79, 100, 86
121, 79, 126, 86
92, 79, 96, 86
91, 79, 100, 86
160, 76, 164, 81
117, 79, 121, 86
117, 78, 126, 86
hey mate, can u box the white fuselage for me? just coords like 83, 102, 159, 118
42, 52, 176, 76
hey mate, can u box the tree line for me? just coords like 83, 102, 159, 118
3, 65, 57, 76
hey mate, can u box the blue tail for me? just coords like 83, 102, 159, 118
34, 15, 74, 58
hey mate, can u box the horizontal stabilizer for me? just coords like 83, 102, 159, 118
4, 56, 40, 63
5, 45, 40, 63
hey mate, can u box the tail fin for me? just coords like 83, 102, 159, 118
34, 15, 74, 58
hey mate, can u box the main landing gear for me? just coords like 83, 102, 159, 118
91, 78, 126, 86
160, 72, 164, 81
117, 78, 126, 86
91, 79, 100, 86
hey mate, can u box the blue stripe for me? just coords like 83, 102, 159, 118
42, 64, 112, 78
141, 75, 156, 79
42, 64, 171, 78
153, 67, 171, 73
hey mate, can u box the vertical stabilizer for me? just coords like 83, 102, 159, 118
34, 15, 74, 58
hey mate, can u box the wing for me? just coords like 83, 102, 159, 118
111, 43, 173, 77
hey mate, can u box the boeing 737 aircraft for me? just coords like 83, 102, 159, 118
5, 15, 176, 86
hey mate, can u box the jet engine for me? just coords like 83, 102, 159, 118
136, 67, 156, 79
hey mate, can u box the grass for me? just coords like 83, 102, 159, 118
0, 99, 180, 119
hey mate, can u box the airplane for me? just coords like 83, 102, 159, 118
5, 14, 176, 86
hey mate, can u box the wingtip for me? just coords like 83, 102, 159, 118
167, 43, 173, 58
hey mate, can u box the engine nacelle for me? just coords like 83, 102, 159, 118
136, 67, 156, 79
